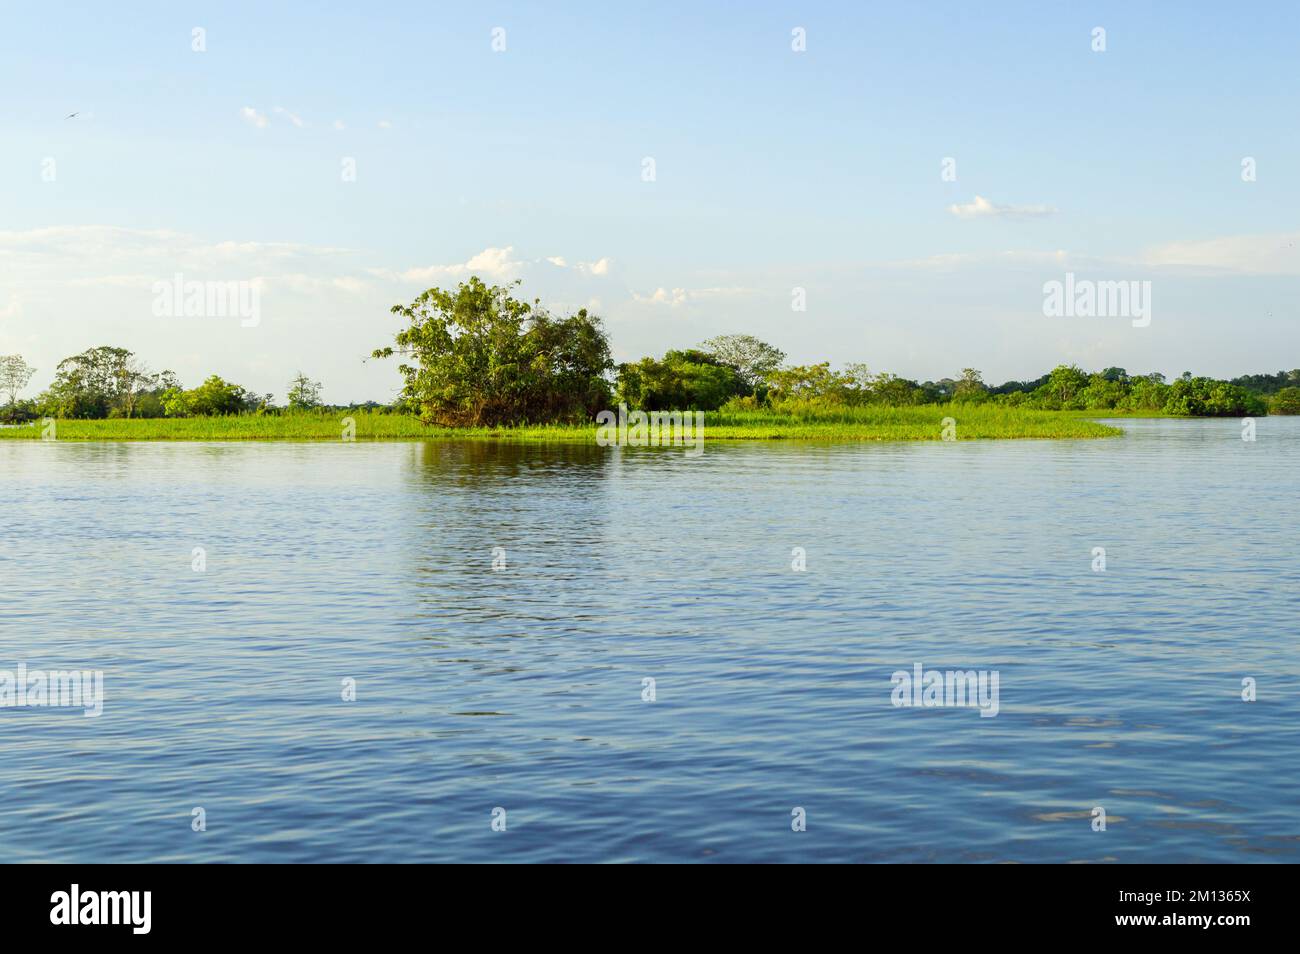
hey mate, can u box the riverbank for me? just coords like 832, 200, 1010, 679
0, 406, 1123, 442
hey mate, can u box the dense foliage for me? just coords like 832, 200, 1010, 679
730, 362, 1279, 417
373, 277, 613, 426
697, 334, 786, 389
615, 349, 749, 410
1271, 387, 1300, 415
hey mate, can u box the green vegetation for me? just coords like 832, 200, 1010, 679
0, 405, 1121, 442
1270, 387, 1300, 415
286, 372, 324, 411
703, 403, 1120, 440
0, 345, 274, 423
3, 275, 1294, 445
0, 411, 428, 441
372, 277, 612, 426
725, 362, 1272, 417
0, 354, 36, 408
616, 349, 750, 410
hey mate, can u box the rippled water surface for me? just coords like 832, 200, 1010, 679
1, 419, 1297, 862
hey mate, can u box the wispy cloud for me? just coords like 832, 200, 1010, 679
384, 246, 521, 283
948, 195, 1057, 219
273, 106, 306, 127
631, 286, 757, 307
239, 107, 269, 129
0, 226, 357, 289
1143, 231, 1300, 275
375, 247, 614, 285
887, 249, 1075, 270
633, 287, 687, 307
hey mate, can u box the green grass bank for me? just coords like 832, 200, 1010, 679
0, 405, 1123, 442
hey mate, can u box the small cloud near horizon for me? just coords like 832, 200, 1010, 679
949, 195, 1057, 219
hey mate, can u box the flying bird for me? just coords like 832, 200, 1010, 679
65, 112, 80, 119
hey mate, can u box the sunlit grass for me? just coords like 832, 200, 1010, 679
0, 405, 1122, 442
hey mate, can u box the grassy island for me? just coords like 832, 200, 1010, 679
0, 405, 1122, 443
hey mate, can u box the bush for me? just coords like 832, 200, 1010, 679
1161, 377, 1265, 416
616, 349, 747, 411
0, 399, 37, 424
719, 394, 763, 413
1270, 387, 1300, 415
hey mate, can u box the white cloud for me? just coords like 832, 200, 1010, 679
1143, 231, 1300, 275
253, 273, 371, 295
887, 249, 1073, 270
273, 106, 306, 127
394, 246, 521, 283
630, 285, 755, 307
379, 247, 616, 285
634, 287, 688, 306
0, 226, 358, 292
240, 107, 269, 129
948, 195, 1057, 219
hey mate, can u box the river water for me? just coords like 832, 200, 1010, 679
1, 418, 1296, 862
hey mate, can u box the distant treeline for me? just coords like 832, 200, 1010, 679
611, 348, 1298, 417
725, 363, 1299, 417
0, 346, 386, 422
4, 278, 1299, 424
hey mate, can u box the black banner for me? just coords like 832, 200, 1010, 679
0, 864, 1274, 940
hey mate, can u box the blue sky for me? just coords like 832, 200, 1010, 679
3, 1, 1299, 401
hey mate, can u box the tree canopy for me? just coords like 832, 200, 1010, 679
699, 334, 785, 389
0, 354, 36, 406
372, 277, 613, 426
615, 349, 748, 411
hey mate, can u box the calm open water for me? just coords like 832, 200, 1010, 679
1, 418, 1297, 862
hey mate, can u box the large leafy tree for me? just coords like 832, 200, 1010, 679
699, 334, 785, 389
0, 354, 36, 406
1033, 364, 1091, 409
184, 375, 248, 416
373, 277, 613, 426
40, 346, 155, 418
